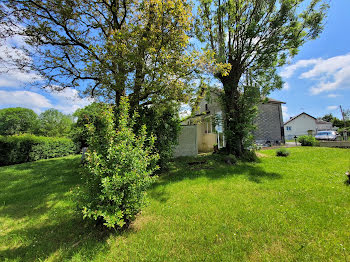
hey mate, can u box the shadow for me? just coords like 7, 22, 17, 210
0, 218, 113, 261
149, 154, 282, 202
0, 156, 119, 261
0, 157, 81, 219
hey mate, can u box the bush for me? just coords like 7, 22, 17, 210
76, 98, 159, 229
276, 148, 290, 157
0, 135, 77, 166
297, 135, 319, 146
241, 150, 258, 162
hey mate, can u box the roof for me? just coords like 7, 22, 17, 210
265, 98, 286, 104
316, 119, 332, 125
284, 112, 316, 125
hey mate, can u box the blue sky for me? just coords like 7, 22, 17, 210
0, 1, 349, 120
271, 0, 350, 120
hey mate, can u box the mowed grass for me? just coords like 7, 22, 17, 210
0, 147, 350, 261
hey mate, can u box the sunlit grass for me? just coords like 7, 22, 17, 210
0, 147, 349, 261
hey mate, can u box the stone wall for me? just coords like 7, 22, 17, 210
254, 103, 284, 143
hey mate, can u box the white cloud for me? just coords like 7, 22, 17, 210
0, 90, 52, 113
0, 25, 42, 88
327, 94, 340, 98
281, 54, 350, 95
327, 105, 338, 111
0, 88, 94, 114
48, 87, 94, 114
282, 105, 290, 121
283, 82, 290, 91
280, 59, 320, 78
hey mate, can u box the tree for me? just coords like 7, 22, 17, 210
196, 0, 328, 156
71, 102, 109, 149
321, 113, 334, 122
1, 0, 198, 109
0, 107, 38, 135
37, 109, 73, 137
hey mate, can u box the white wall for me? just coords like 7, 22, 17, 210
284, 114, 317, 140
173, 125, 198, 157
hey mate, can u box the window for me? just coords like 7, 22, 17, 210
286, 126, 292, 131
204, 119, 212, 134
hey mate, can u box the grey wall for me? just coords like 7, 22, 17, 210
254, 103, 284, 143
173, 125, 198, 157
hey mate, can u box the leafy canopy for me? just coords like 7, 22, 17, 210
1, 0, 199, 108
0, 107, 38, 135
195, 0, 329, 155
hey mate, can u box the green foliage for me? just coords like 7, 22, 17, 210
276, 148, 290, 157
0, 107, 38, 135
136, 104, 181, 169
196, 0, 328, 156
1, 0, 200, 111
298, 135, 318, 146
37, 109, 73, 137
76, 98, 159, 229
71, 103, 105, 149
0, 135, 76, 166
241, 150, 259, 162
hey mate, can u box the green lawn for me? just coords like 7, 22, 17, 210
1, 147, 350, 261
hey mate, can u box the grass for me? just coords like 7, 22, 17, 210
1, 147, 350, 261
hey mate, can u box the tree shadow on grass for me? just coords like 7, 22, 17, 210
0, 156, 119, 261
149, 154, 282, 202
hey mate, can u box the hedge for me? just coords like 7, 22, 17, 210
0, 135, 77, 166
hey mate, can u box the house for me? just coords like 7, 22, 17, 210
283, 112, 333, 140
173, 91, 285, 157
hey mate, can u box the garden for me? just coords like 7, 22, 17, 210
0, 147, 349, 261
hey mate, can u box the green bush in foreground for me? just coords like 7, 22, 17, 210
0, 135, 77, 166
298, 135, 319, 146
76, 98, 159, 229
276, 148, 290, 157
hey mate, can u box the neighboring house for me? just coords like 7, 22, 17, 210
283, 112, 333, 140
173, 91, 285, 157
316, 119, 333, 131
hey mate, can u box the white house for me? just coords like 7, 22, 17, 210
284, 112, 333, 140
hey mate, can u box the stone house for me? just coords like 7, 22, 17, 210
284, 112, 334, 140
173, 91, 285, 157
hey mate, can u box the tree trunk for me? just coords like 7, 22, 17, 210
220, 65, 245, 157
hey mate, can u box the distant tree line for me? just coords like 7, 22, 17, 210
0, 107, 74, 137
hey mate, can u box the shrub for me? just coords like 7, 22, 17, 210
76, 98, 159, 229
276, 148, 290, 157
136, 104, 181, 170
298, 135, 319, 146
241, 150, 258, 162
0, 135, 77, 166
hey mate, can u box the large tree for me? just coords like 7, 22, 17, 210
37, 108, 73, 137
0, 107, 38, 135
0, 0, 198, 109
196, 0, 328, 156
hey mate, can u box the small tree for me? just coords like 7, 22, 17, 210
76, 97, 159, 229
